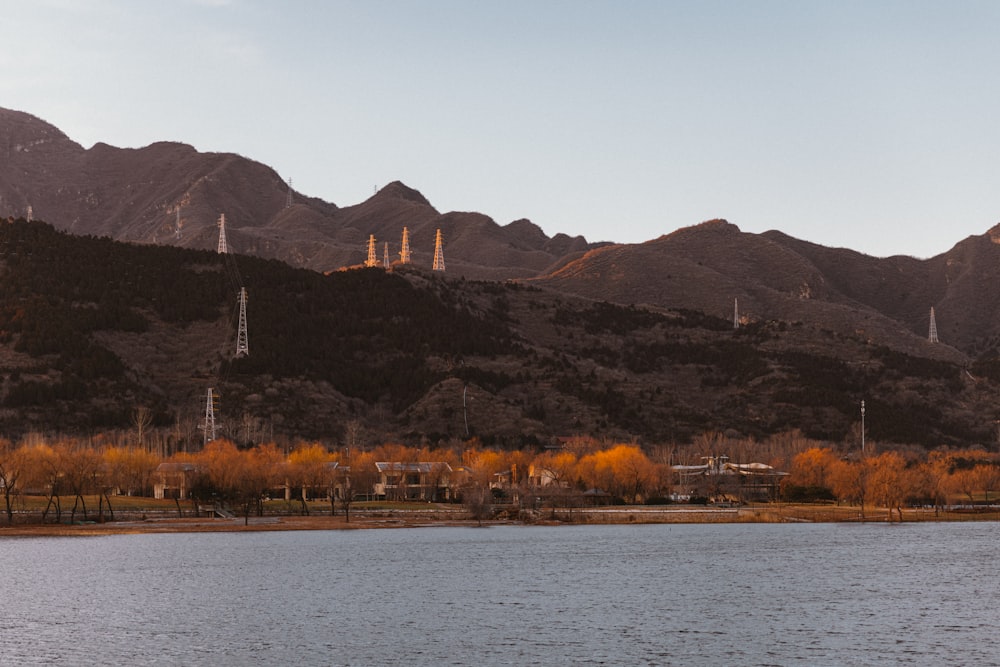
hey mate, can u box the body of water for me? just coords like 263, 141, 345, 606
0, 522, 997, 666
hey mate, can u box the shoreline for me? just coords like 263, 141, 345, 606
1, 504, 997, 537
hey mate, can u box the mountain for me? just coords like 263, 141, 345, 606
0, 219, 997, 450
7, 105, 1000, 360
0, 108, 598, 279
533, 219, 1000, 360
9, 106, 1000, 449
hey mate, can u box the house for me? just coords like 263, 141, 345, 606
277, 461, 340, 502
152, 462, 199, 500
527, 465, 563, 488
374, 462, 454, 501
671, 455, 788, 502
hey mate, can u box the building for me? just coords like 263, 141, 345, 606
152, 462, 199, 500
374, 462, 454, 501
672, 455, 788, 502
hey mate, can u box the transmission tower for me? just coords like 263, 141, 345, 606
399, 227, 411, 264
432, 228, 445, 271
365, 234, 378, 267
217, 214, 229, 254
203, 388, 218, 445
733, 297, 739, 330
383, 241, 390, 270
26, 205, 32, 222
285, 178, 293, 208
235, 287, 249, 358
928, 307, 939, 343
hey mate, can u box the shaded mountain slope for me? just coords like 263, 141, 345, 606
0, 219, 998, 450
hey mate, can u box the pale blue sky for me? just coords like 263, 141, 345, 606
3, 0, 1000, 258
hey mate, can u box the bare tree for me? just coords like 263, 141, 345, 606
131, 406, 154, 448
463, 484, 493, 526
0, 440, 23, 523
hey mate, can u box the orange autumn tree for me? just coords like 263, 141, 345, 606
828, 456, 871, 519
193, 440, 283, 524
578, 444, 655, 503
866, 451, 913, 521
530, 449, 578, 488
103, 446, 159, 497
342, 449, 379, 521
786, 447, 839, 501
287, 442, 334, 515
918, 451, 954, 514
0, 439, 24, 523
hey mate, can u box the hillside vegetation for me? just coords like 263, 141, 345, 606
0, 219, 997, 452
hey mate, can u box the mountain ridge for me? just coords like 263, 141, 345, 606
0, 218, 994, 449
5, 106, 1000, 361
0, 107, 599, 280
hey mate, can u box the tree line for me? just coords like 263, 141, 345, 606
0, 430, 998, 525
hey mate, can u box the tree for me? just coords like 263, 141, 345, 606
786, 447, 839, 500
344, 450, 379, 519
19, 443, 63, 522
867, 451, 910, 521
288, 443, 332, 515
575, 444, 654, 503
789, 447, 837, 488
131, 405, 154, 448
58, 441, 102, 523
463, 484, 493, 526
977, 463, 1000, 503
829, 456, 871, 519
918, 451, 953, 514
239, 443, 283, 524
103, 446, 159, 498
0, 439, 23, 523
948, 467, 981, 504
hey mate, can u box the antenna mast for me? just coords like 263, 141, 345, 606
203, 388, 217, 445
432, 228, 445, 271
235, 287, 249, 358
26, 205, 32, 222
733, 297, 739, 329
399, 227, 411, 264
928, 307, 939, 343
217, 214, 228, 254
365, 234, 378, 267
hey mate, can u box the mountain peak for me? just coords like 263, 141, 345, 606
0, 107, 79, 153
373, 181, 432, 207
988, 222, 1000, 244
695, 218, 738, 232
504, 218, 547, 244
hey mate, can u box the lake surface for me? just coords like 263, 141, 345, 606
0, 522, 997, 666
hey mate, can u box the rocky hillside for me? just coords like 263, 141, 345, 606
0, 219, 998, 451
534, 219, 1000, 359
0, 107, 597, 279
8, 106, 1000, 451
8, 106, 1000, 360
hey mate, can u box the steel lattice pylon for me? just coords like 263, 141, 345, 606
203, 388, 217, 444
432, 228, 445, 271
399, 227, 411, 264
236, 287, 249, 358
217, 214, 228, 254
365, 234, 377, 267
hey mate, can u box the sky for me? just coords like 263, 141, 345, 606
4, 0, 1000, 259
